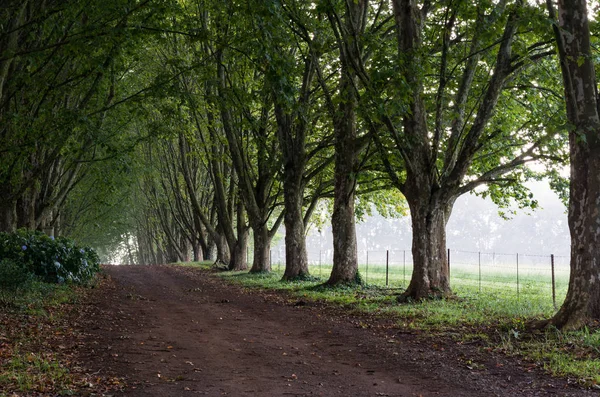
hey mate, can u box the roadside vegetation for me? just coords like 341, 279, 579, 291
182, 261, 600, 388
0, 230, 118, 396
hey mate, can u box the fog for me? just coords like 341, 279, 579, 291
273, 181, 570, 263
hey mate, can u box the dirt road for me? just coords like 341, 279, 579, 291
78, 265, 592, 396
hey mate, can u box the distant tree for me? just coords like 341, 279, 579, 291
0, 0, 167, 234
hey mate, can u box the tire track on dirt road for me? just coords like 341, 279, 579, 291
78, 265, 592, 397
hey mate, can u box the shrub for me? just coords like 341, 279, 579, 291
0, 230, 100, 285
0, 258, 32, 289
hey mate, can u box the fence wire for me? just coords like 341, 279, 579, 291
268, 248, 570, 307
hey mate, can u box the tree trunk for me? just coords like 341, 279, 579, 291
327, 97, 359, 284
229, 227, 248, 271
51, 212, 60, 237
0, 198, 17, 232
328, 197, 359, 284
215, 232, 230, 265
192, 242, 201, 262
227, 197, 248, 271
551, 141, 600, 328
250, 223, 271, 273
324, 0, 365, 286
326, 75, 359, 285
204, 236, 216, 262
273, 54, 314, 281
544, 0, 600, 329
180, 236, 190, 262
549, 95, 600, 329
16, 187, 36, 229
402, 198, 453, 300
281, 182, 309, 280
279, 128, 309, 280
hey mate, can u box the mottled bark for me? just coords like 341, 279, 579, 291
192, 243, 201, 262
230, 228, 248, 271
551, 139, 600, 328
229, 199, 248, 271
204, 235, 217, 262
546, 0, 600, 329
273, 58, 312, 280
16, 188, 36, 229
325, 0, 366, 285
402, 194, 454, 299
281, 175, 309, 280
215, 232, 230, 265
249, 222, 271, 272
327, 83, 360, 284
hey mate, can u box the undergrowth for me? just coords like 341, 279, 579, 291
0, 282, 78, 395
0, 269, 114, 396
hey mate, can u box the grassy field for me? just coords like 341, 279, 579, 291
184, 260, 600, 386
271, 259, 568, 314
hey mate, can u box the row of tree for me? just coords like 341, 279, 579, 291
1, 0, 597, 329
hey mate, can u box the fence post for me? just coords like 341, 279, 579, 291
516, 253, 519, 300
551, 254, 557, 309
447, 248, 451, 280
386, 249, 389, 287
478, 251, 482, 293
403, 250, 406, 286
366, 250, 369, 284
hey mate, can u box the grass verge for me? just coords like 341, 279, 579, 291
0, 273, 124, 396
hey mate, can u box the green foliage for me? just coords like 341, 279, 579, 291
0, 230, 100, 285
355, 189, 408, 222
0, 259, 32, 290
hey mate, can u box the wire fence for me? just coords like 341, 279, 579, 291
268, 248, 570, 308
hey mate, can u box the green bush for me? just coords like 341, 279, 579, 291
0, 230, 100, 285
0, 258, 32, 289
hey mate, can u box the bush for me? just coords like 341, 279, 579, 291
0, 230, 100, 285
0, 258, 32, 289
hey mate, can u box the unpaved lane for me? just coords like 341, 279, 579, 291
79, 265, 590, 396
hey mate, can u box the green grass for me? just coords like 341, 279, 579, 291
0, 279, 80, 315
0, 352, 73, 395
497, 326, 600, 385
0, 279, 86, 395
171, 260, 215, 268
194, 263, 559, 328
179, 260, 600, 386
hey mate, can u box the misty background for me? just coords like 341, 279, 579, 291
272, 181, 569, 265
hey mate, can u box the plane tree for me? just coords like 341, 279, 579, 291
332, 0, 567, 299
252, 0, 341, 280
539, 0, 600, 330
152, 0, 282, 271
259, 0, 406, 283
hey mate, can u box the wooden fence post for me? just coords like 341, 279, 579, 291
551, 254, 556, 309
386, 250, 389, 286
